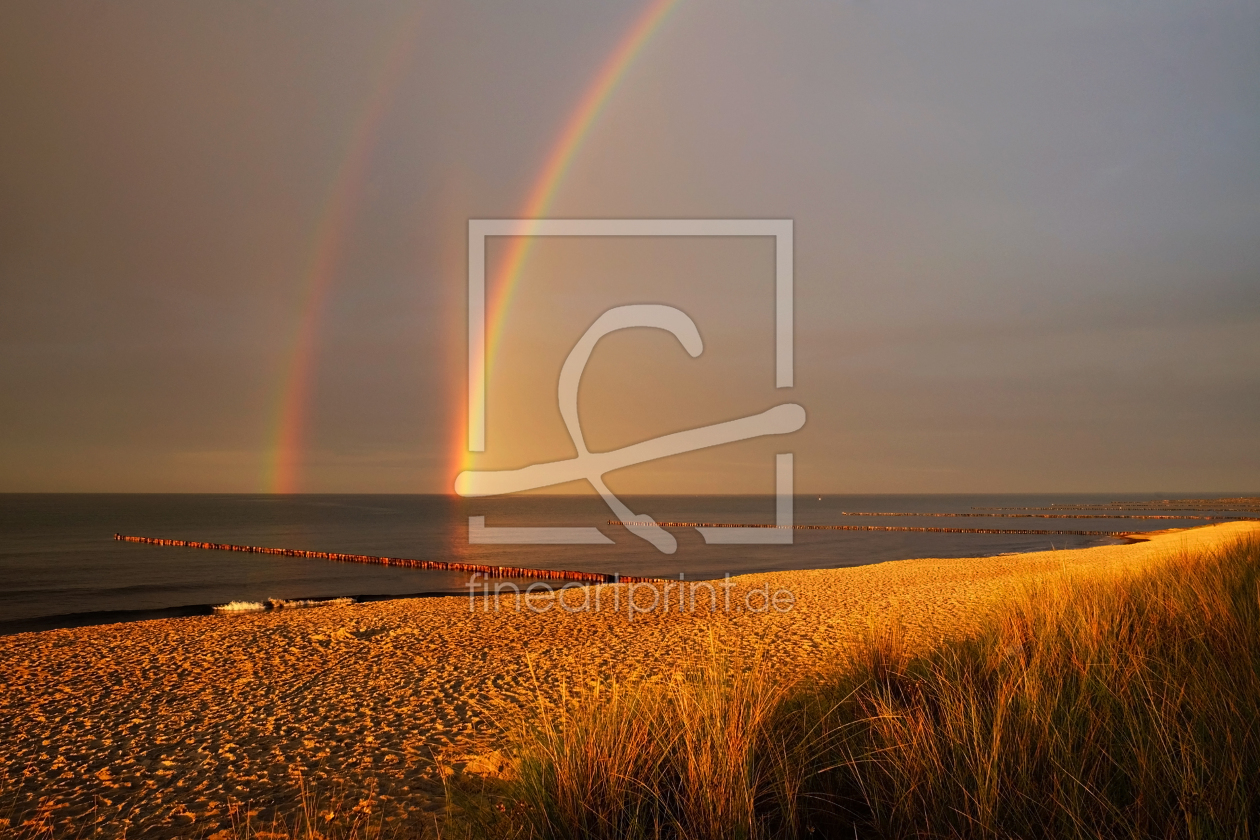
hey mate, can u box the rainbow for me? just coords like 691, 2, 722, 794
453, 0, 682, 483
262, 0, 680, 493
264, 7, 426, 494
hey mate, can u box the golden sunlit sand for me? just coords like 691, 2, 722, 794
2, 521, 1256, 837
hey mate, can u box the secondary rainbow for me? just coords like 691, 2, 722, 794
455, 0, 682, 482
265, 7, 426, 494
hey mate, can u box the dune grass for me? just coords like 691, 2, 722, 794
461, 536, 1260, 839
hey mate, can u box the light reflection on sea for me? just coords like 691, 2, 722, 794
0, 493, 1253, 631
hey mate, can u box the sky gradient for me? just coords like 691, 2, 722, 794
2, 0, 1257, 493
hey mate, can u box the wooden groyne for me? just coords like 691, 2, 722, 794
976, 498, 1260, 513
114, 534, 659, 584
611, 522, 1129, 537
832, 511, 1240, 521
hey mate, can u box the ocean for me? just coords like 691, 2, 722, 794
1, 493, 1252, 633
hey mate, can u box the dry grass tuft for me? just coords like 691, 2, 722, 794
459, 536, 1260, 839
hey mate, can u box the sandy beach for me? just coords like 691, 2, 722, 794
2, 521, 1256, 838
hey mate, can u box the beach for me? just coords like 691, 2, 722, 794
2, 520, 1256, 838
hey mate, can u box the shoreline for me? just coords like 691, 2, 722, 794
0, 589, 469, 638
4, 534, 1138, 638
2, 521, 1256, 836
0, 526, 1212, 640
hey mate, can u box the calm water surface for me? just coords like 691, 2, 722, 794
1, 493, 1252, 632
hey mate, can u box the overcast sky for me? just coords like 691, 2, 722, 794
2, 0, 1257, 494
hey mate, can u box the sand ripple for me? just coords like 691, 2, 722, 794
1, 522, 1254, 837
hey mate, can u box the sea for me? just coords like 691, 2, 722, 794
1, 493, 1254, 634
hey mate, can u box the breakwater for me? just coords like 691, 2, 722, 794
611, 521, 1128, 537
833, 511, 1238, 521
976, 497, 1260, 513
114, 534, 659, 583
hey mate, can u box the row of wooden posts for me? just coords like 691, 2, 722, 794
613, 521, 1129, 537
114, 534, 660, 583
834, 511, 1237, 521
980, 501, 1260, 513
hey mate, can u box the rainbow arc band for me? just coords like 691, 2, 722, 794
466, 218, 794, 451
464, 219, 799, 548
459, 0, 685, 480
460, 303, 803, 551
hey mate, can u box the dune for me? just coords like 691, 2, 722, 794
1, 520, 1255, 837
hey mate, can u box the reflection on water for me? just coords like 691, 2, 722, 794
0, 493, 1252, 630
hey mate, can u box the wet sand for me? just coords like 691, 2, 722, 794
2, 521, 1255, 838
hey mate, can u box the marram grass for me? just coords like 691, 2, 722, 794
459, 536, 1260, 839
